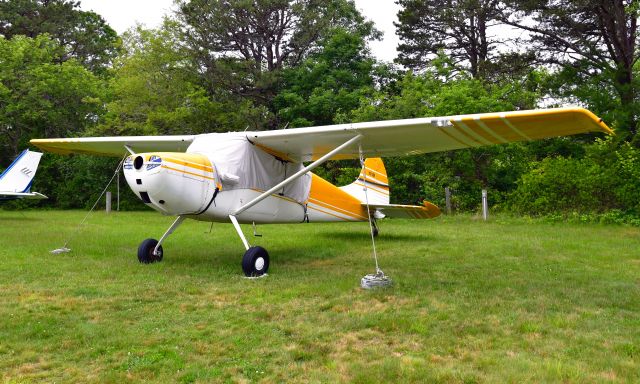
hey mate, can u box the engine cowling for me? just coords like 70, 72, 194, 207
123, 152, 219, 215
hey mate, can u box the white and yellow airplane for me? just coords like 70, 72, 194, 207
0, 150, 47, 201
31, 107, 612, 276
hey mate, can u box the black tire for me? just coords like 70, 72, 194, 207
242, 246, 269, 277
138, 238, 163, 264
372, 220, 379, 237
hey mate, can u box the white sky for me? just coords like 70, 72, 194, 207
79, 0, 401, 63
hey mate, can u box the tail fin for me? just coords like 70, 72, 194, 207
339, 158, 390, 204
0, 150, 43, 193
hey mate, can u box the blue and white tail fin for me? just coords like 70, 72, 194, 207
0, 150, 47, 200
339, 158, 390, 205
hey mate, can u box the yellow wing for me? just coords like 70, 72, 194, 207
249, 107, 613, 161
30, 108, 612, 161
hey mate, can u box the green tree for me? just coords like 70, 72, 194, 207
0, 35, 105, 161
395, 0, 535, 81
99, 23, 266, 136
175, 0, 378, 126
500, 0, 640, 140
0, 0, 120, 73
273, 27, 377, 127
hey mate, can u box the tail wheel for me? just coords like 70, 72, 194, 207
242, 246, 269, 277
138, 238, 163, 264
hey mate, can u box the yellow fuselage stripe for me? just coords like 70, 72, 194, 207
307, 204, 352, 221
161, 165, 215, 181
353, 181, 390, 196
308, 197, 367, 220
359, 174, 389, 186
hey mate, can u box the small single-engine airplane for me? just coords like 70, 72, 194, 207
31, 107, 612, 276
0, 149, 47, 201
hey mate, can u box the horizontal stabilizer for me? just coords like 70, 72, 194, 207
364, 201, 441, 219
0, 192, 48, 199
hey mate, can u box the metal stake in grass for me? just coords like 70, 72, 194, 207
358, 145, 392, 289
50, 155, 127, 254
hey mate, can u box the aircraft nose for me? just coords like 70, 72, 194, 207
123, 152, 218, 215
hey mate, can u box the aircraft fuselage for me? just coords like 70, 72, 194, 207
123, 152, 372, 224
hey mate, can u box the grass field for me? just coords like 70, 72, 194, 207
0, 210, 639, 383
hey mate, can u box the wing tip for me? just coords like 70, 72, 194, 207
570, 107, 615, 135
29, 139, 75, 155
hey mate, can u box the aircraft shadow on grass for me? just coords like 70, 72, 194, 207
0, 215, 38, 222
319, 230, 438, 243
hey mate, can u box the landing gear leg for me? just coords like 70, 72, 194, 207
229, 215, 270, 276
137, 216, 185, 264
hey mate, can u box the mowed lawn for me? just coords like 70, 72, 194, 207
0, 210, 638, 383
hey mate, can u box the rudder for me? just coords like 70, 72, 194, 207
0, 150, 43, 193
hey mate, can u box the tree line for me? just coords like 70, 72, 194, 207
1, 0, 639, 222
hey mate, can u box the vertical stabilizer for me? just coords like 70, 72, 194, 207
339, 158, 390, 205
0, 150, 43, 193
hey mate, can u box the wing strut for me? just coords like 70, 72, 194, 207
228, 134, 363, 251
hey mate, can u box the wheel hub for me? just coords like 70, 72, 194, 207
255, 257, 265, 271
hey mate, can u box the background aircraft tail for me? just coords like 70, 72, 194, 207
0, 150, 43, 193
339, 158, 390, 205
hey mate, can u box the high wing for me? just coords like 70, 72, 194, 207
29, 108, 611, 162
30, 135, 195, 157
366, 202, 441, 219
249, 107, 613, 162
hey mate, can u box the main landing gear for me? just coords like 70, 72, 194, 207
138, 238, 163, 263
243, 222, 269, 276
136, 216, 184, 265
242, 246, 270, 277
137, 215, 270, 277
230, 215, 270, 277
372, 218, 379, 237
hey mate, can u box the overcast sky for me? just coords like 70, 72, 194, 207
79, 0, 401, 63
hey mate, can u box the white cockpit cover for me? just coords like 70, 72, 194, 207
188, 133, 311, 204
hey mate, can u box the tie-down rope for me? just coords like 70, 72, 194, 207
51, 154, 127, 254
359, 145, 392, 289
359, 145, 381, 274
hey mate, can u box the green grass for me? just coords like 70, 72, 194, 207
0, 210, 639, 383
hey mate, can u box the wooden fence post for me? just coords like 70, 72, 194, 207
106, 191, 112, 214
445, 187, 452, 215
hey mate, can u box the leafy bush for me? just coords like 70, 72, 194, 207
508, 138, 640, 217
